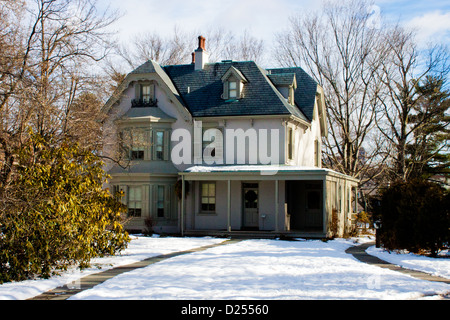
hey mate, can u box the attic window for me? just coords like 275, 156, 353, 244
142, 84, 152, 103
221, 66, 247, 100
132, 82, 157, 107
228, 81, 237, 98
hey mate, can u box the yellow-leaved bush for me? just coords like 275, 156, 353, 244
0, 133, 130, 283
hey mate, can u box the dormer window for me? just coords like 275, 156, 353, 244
142, 84, 152, 103
228, 81, 237, 98
221, 66, 247, 100
267, 73, 297, 106
132, 82, 157, 107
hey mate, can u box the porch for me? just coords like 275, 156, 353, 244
183, 229, 327, 240
179, 165, 359, 238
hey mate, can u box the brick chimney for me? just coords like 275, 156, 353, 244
198, 36, 206, 50
191, 52, 195, 64
194, 35, 208, 70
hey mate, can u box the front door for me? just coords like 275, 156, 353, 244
242, 183, 259, 229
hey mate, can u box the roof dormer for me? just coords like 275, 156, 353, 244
221, 66, 247, 100
268, 73, 297, 105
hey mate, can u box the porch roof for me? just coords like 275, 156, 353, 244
180, 165, 359, 183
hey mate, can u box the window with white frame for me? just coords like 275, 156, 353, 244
141, 84, 152, 103
200, 182, 216, 212
221, 66, 247, 100
228, 81, 237, 98
128, 186, 142, 217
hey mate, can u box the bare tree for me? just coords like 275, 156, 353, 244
274, 0, 389, 185
113, 25, 266, 72
0, 0, 120, 189
375, 26, 450, 181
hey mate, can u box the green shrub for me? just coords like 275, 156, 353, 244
379, 179, 449, 257
0, 133, 130, 283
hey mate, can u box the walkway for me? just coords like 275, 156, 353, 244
28, 238, 241, 300
345, 241, 450, 285
28, 239, 449, 300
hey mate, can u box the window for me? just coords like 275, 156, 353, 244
141, 84, 152, 103
288, 128, 293, 160
314, 139, 320, 167
128, 186, 142, 217
228, 81, 237, 98
132, 83, 156, 107
202, 127, 223, 159
155, 131, 164, 160
201, 182, 216, 212
120, 129, 145, 160
221, 66, 247, 100
157, 185, 165, 218
112, 185, 121, 200
130, 130, 145, 160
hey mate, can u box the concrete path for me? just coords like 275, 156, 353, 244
28, 239, 241, 300
345, 241, 450, 285
28, 239, 449, 300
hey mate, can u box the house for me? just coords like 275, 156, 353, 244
101, 36, 359, 238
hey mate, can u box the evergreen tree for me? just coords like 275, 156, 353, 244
407, 76, 450, 180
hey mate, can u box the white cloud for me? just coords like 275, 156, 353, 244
404, 10, 450, 46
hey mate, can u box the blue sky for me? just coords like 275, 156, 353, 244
99, 0, 450, 51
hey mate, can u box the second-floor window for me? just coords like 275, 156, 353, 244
155, 131, 164, 160
131, 130, 145, 160
288, 128, 293, 160
314, 139, 320, 167
120, 128, 170, 161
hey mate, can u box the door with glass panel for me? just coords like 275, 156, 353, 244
242, 183, 259, 229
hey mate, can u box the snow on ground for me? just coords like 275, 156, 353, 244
1, 235, 448, 300
367, 246, 450, 279
68, 238, 449, 300
0, 236, 225, 300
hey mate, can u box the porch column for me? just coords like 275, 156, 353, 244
227, 180, 231, 232
275, 180, 279, 232
181, 175, 185, 237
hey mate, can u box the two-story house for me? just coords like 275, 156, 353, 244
101, 36, 359, 238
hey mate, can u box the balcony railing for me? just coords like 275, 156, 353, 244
131, 98, 158, 108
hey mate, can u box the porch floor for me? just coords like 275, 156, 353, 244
184, 229, 327, 240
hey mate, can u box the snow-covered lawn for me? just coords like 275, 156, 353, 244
367, 246, 450, 279
0, 236, 224, 300
72, 237, 449, 300
1, 235, 448, 300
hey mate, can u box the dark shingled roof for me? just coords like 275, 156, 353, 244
267, 67, 317, 121
128, 60, 318, 121
267, 73, 296, 87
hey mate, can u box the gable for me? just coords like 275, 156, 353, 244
101, 60, 191, 122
